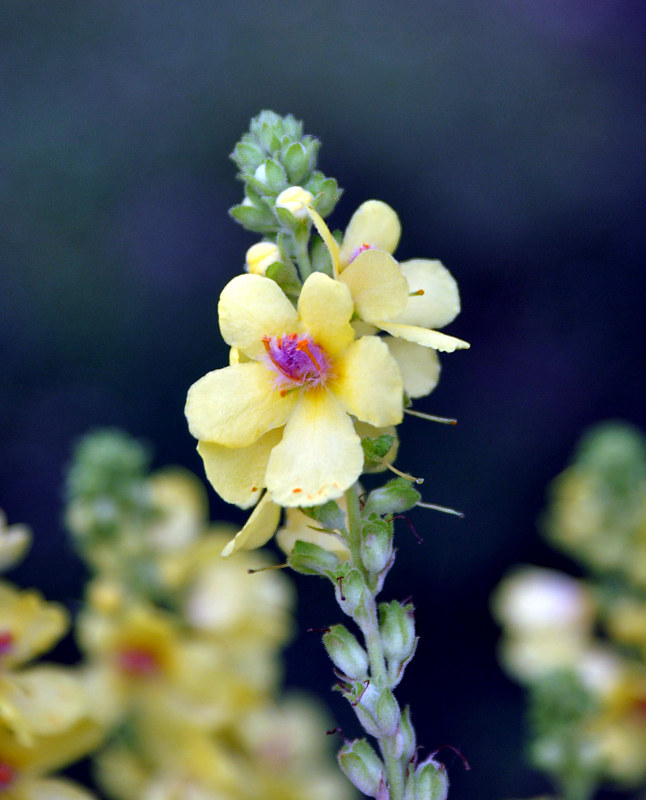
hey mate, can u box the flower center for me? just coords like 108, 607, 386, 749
116, 646, 160, 677
262, 333, 332, 395
348, 242, 375, 263
0, 762, 16, 790
0, 631, 13, 658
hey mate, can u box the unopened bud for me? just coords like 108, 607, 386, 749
361, 518, 393, 576
380, 600, 416, 667
323, 624, 369, 679
414, 757, 449, 800
338, 738, 385, 798
375, 687, 401, 736
336, 568, 368, 618
393, 705, 416, 762
245, 241, 281, 275
275, 185, 314, 220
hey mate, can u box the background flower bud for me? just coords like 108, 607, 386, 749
323, 624, 369, 679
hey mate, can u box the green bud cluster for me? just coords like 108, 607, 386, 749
65, 429, 155, 546
323, 624, 369, 680
229, 109, 342, 235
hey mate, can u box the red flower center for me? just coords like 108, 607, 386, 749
117, 647, 159, 676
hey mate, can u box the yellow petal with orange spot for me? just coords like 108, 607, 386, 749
197, 428, 282, 509
266, 391, 363, 507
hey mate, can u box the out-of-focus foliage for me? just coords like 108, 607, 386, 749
494, 422, 646, 800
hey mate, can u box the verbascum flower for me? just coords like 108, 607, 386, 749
185, 270, 403, 508
309, 201, 469, 399
492, 567, 595, 680
0, 512, 30, 573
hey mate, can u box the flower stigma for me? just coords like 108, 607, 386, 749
0, 630, 13, 658
262, 333, 333, 396
0, 762, 16, 789
116, 646, 160, 677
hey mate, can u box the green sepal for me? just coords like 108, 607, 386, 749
300, 499, 346, 532
361, 434, 395, 469
263, 158, 288, 193
282, 141, 309, 184
311, 177, 342, 217
229, 203, 276, 233
230, 140, 265, 172
244, 174, 276, 198
274, 205, 303, 232
363, 478, 421, 517
287, 539, 341, 576
264, 261, 302, 301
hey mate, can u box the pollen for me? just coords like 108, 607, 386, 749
262, 333, 332, 392
349, 242, 375, 263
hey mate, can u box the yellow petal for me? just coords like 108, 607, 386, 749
378, 322, 470, 353
339, 200, 401, 267
297, 272, 354, 356
306, 204, 341, 277
333, 336, 404, 427
339, 249, 409, 324
1, 667, 86, 740
266, 391, 363, 507
384, 336, 441, 398
392, 259, 461, 329
221, 493, 281, 556
185, 362, 297, 447
197, 428, 282, 509
20, 778, 98, 800
218, 273, 298, 360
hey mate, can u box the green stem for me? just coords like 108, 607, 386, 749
344, 485, 405, 800
293, 227, 312, 281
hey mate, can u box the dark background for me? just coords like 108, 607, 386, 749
1, 2, 645, 798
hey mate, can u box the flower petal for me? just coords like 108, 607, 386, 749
333, 336, 403, 427
266, 391, 363, 507
218, 273, 298, 360
185, 362, 297, 447
197, 428, 283, 509
392, 259, 461, 329
384, 336, 441, 398
339, 249, 409, 324
339, 200, 401, 267
20, 778, 98, 800
221, 493, 281, 556
378, 323, 470, 353
297, 272, 355, 355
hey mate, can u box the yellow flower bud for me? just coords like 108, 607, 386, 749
275, 185, 313, 220
245, 241, 281, 275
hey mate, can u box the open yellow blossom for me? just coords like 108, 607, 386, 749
186, 270, 403, 508
310, 201, 469, 398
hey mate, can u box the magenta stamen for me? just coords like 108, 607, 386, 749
262, 332, 332, 392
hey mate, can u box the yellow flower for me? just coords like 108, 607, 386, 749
185, 270, 403, 508
0, 512, 30, 574
310, 201, 469, 398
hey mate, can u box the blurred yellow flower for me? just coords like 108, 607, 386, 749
186, 270, 403, 508
0, 512, 31, 574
